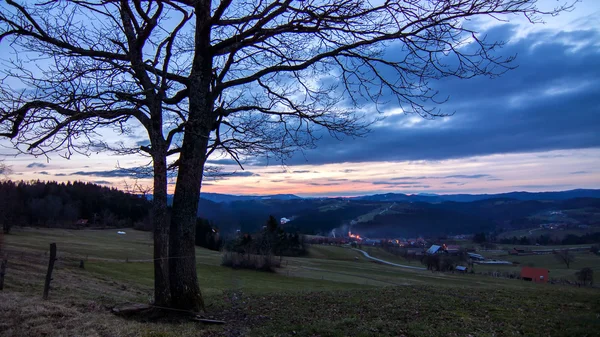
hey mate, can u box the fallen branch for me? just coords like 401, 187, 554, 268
193, 317, 226, 325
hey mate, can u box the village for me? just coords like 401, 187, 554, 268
304, 230, 597, 286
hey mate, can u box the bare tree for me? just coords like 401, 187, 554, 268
555, 249, 576, 269
0, 0, 572, 311
576, 267, 593, 286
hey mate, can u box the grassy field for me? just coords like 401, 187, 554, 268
476, 249, 600, 279
1, 227, 600, 336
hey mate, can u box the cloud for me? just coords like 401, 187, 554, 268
264, 169, 287, 174
444, 174, 490, 179
93, 180, 112, 185
513, 184, 573, 190
71, 168, 152, 178
259, 27, 600, 166
391, 174, 492, 180
444, 181, 466, 186
220, 171, 260, 177
206, 158, 239, 166
55, 173, 67, 176
36, 171, 50, 175
372, 181, 424, 186
27, 163, 47, 168
292, 170, 311, 173
307, 182, 341, 186
570, 171, 588, 175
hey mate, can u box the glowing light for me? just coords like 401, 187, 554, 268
348, 231, 362, 240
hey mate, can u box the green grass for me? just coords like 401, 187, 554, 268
361, 246, 421, 266
3, 227, 600, 337
476, 250, 600, 279
307, 244, 364, 261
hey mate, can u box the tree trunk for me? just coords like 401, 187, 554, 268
168, 0, 213, 311
152, 153, 171, 307
168, 124, 210, 311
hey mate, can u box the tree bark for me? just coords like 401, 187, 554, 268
152, 151, 171, 307
169, 126, 210, 311
167, 0, 213, 312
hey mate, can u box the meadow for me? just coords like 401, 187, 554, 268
1, 227, 599, 336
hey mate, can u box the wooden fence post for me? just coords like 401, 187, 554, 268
43, 243, 57, 300
0, 259, 7, 290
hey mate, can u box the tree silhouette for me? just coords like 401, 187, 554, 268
554, 249, 575, 269
0, 0, 572, 311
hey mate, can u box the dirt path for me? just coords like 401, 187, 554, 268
352, 248, 427, 270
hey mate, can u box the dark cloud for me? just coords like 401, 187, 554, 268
260, 27, 600, 165
36, 171, 50, 175
27, 162, 47, 168
55, 173, 67, 177
513, 184, 573, 190
570, 171, 588, 175
270, 179, 285, 183
444, 181, 466, 186
445, 174, 490, 179
372, 181, 422, 186
293, 170, 311, 173
206, 158, 239, 166
93, 180, 112, 185
488, 178, 504, 181
329, 178, 349, 182
308, 182, 341, 186
391, 174, 491, 180
71, 168, 152, 178
220, 171, 260, 177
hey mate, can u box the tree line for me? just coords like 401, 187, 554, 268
0, 180, 150, 233
221, 216, 307, 272
498, 233, 600, 246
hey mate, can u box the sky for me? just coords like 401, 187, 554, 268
2, 0, 600, 197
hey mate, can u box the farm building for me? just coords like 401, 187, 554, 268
509, 248, 528, 255
520, 267, 549, 283
444, 244, 461, 254
467, 252, 485, 261
426, 245, 441, 255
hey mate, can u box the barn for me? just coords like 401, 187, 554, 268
520, 267, 549, 283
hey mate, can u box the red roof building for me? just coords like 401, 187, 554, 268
520, 267, 549, 283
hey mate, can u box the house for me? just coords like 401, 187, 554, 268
520, 267, 549, 283
467, 252, 485, 261
509, 248, 527, 255
426, 245, 442, 255
445, 244, 461, 254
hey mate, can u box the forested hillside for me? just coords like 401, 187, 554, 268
0, 180, 150, 232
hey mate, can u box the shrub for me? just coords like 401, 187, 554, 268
221, 252, 280, 272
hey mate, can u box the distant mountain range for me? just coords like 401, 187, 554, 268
351, 189, 600, 203
197, 192, 301, 203
188, 189, 600, 204
152, 189, 600, 238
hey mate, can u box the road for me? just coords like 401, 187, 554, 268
528, 228, 542, 235
352, 248, 426, 270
